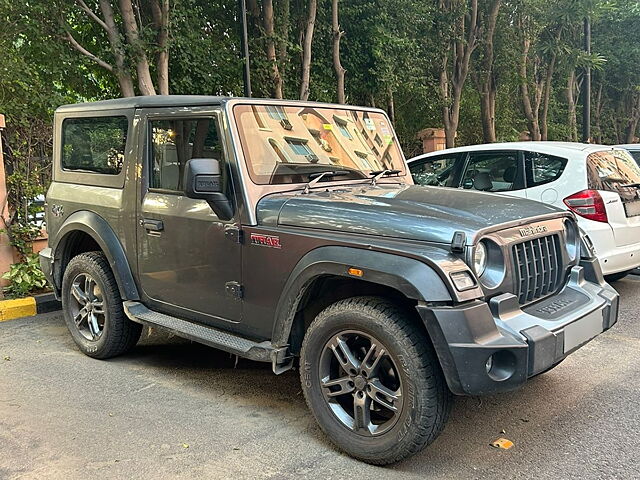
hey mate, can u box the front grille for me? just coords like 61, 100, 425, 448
512, 234, 563, 304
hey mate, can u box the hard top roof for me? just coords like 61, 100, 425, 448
55, 95, 386, 114
56, 95, 230, 113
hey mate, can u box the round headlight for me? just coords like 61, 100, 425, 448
473, 242, 487, 276
564, 219, 579, 261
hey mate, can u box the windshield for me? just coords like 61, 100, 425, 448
233, 104, 407, 185
587, 149, 640, 202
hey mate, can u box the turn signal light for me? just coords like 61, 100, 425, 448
348, 267, 363, 277
563, 190, 608, 223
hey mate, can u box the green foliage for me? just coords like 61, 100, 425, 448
1, 0, 639, 165
4, 223, 42, 259
2, 254, 48, 298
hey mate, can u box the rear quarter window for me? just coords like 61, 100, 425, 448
61, 116, 128, 175
524, 152, 567, 187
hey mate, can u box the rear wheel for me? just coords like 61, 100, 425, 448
62, 252, 142, 359
300, 296, 451, 465
605, 270, 630, 282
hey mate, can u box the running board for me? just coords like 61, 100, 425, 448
123, 301, 293, 374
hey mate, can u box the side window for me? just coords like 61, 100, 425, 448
462, 152, 521, 192
410, 154, 459, 187
149, 118, 223, 192
525, 152, 567, 187
62, 116, 128, 175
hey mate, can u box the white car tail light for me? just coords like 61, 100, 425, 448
563, 190, 608, 223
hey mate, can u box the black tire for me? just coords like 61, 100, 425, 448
62, 251, 142, 359
300, 296, 451, 465
605, 271, 629, 282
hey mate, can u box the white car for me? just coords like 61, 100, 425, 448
408, 142, 640, 280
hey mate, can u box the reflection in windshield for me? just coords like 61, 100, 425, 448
234, 104, 406, 185
587, 150, 640, 203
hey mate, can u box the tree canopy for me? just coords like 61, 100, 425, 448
1, 0, 639, 161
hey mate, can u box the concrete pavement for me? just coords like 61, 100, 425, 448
1, 278, 640, 479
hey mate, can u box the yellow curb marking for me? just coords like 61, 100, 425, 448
0, 297, 37, 322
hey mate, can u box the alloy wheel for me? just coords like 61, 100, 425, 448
319, 330, 403, 436
68, 273, 106, 341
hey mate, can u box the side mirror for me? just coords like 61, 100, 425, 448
184, 158, 233, 220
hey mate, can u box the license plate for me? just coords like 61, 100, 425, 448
563, 310, 603, 353
624, 200, 640, 218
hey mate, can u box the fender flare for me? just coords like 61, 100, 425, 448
271, 246, 452, 346
52, 211, 140, 300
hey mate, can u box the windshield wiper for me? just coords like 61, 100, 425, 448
369, 169, 402, 186
303, 170, 349, 194
622, 183, 640, 188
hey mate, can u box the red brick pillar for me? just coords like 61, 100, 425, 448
0, 114, 16, 290
417, 128, 447, 153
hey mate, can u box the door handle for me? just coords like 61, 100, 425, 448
142, 219, 164, 231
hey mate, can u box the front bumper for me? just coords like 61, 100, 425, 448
420, 260, 619, 396
39, 247, 59, 299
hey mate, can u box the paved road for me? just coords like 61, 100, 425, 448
1, 278, 640, 480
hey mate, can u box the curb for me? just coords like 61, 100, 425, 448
0, 293, 61, 322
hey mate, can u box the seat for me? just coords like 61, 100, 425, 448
503, 166, 516, 183
473, 172, 493, 191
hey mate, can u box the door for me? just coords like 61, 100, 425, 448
460, 151, 526, 198
409, 153, 464, 187
136, 110, 242, 326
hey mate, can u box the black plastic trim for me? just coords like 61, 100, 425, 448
271, 246, 452, 346
52, 211, 140, 300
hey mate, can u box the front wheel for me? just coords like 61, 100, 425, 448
300, 297, 451, 465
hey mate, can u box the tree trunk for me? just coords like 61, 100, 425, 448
594, 82, 603, 144
276, 0, 290, 93
438, 0, 478, 148
477, 0, 500, 143
332, 0, 345, 104
119, 0, 156, 95
96, 0, 134, 97
276, 0, 291, 95
540, 52, 557, 141
299, 0, 317, 100
479, 90, 496, 143
440, 59, 455, 148
65, 0, 135, 97
566, 70, 578, 142
151, 0, 170, 95
625, 93, 640, 143
519, 38, 541, 141
246, 0, 261, 38
263, 0, 283, 98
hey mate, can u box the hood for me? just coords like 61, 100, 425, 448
256, 184, 565, 245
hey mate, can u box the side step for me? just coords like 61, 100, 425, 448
123, 301, 293, 374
